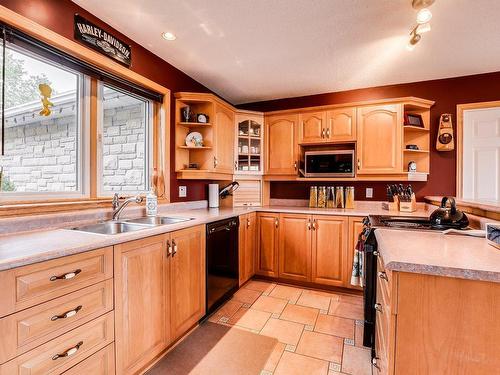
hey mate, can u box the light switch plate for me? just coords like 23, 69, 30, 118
179, 186, 187, 198
366, 188, 373, 198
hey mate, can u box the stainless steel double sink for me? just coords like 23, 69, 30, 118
71, 216, 194, 235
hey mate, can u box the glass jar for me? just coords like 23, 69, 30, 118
335, 186, 344, 208
317, 186, 327, 208
345, 186, 355, 209
327, 187, 335, 208
309, 186, 318, 208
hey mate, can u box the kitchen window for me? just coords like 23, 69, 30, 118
0, 42, 89, 199
98, 84, 152, 195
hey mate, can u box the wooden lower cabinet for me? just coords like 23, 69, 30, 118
170, 225, 206, 340
239, 212, 257, 285
256, 212, 280, 277
115, 225, 206, 375
114, 235, 170, 375
311, 216, 347, 287
278, 213, 311, 282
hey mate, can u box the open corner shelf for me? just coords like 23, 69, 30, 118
178, 122, 212, 127
177, 145, 212, 150
404, 125, 429, 132
404, 149, 430, 153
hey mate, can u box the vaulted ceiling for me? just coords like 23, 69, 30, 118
73, 0, 500, 104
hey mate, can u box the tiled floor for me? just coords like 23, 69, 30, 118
209, 280, 372, 375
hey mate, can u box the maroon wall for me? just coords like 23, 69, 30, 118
239, 72, 500, 201
1, 0, 216, 202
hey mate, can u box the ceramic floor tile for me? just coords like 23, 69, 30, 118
297, 291, 332, 310
315, 314, 355, 339
280, 303, 319, 326
269, 284, 303, 303
274, 351, 329, 375
341, 345, 372, 375
355, 321, 365, 347
328, 301, 364, 320
243, 280, 277, 293
260, 318, 304, 346
228, 307, 271, 331
262, 342, 286, 372
338, 294, 364, 306
252, 295, 288, 314
233, 287, 262, 304
295, 330, 343, 363
208, 299, 243, 322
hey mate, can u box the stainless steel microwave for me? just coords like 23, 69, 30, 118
303, 150, 355, 178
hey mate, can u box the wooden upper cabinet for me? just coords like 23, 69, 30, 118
114, 235, 169, 375
214, 103, 235, 173
256, 212, 280, 277
265, 114, 298, 175
326, 107, 356, 141
298, 111, 327, 143
357, 104, 403, 174
170, 225, 206, 340
278, 213, 312, 282
311, 216, 347, 287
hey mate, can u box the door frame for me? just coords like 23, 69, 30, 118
456, 100, 500, 198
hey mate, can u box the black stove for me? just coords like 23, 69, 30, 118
368, 215, 441, 231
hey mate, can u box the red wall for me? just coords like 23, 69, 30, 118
1, 0, 215, 202
239, 72, 500, 201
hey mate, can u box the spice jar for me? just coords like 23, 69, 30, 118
345, 186, 355, 209
327, 187, 335, 208
335, 186, 344, 208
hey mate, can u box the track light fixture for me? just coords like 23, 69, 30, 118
406, 0, 435, 50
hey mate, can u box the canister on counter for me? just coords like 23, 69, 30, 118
318, 186, 327, 208
309, 186, 318, 208
335, 186, 344, 208
345, 186, 355, 209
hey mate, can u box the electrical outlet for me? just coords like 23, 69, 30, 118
179, 186, 187, 198
366, 188, 373, 198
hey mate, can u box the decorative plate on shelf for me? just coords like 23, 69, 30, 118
185, 132, 203, 147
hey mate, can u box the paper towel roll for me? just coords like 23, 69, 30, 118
208, 183, 219, 208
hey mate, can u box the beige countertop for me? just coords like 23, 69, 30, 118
0, 201, 433, 272
375, 229, 500, 283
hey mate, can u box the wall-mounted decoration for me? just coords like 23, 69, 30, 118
404, 113, 424, 127
436, 113, 455, 151
74, 14, 131, 67
38, 84, 54, 116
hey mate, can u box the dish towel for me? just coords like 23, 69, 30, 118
351, 231, 365, 287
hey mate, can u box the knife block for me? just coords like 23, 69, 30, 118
399, 194, 417, 212
382, 196, 399, 211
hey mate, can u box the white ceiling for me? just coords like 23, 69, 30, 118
72, 0, 500, 104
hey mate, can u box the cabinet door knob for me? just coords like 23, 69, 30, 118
312, 219, 317, 231
357, 159, 361, 170
275, 218, 279, 228
213, 157, 218, 168
234, 161, 238, 170
52, 341, 83, 360
50, 269, 81, 282
321, 128, 325, 138
307, 219, 311, 230
326, 128, 331, 138
378, 271, 388, 281
167, 240, 172, 256
51, 305, 82, 321
172, 239, 178, 256
293, 161, 297, 170
247, 218, 250, 228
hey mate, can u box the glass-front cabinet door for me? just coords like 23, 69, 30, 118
235, 113, 263, 174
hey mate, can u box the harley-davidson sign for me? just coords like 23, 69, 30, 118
74, 14, 131, 67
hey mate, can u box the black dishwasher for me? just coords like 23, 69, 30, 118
206, 217, 239, 316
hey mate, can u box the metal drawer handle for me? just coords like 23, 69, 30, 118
312, 219, 316, 231
275, 218, 279, 228
50, 269, 81, 282
373, 251, 379, 257
374, 303, 383, 313
167, 240, 172, 256
52, 341, 83, 360
326, 128, 331, 138
247, 218, 250, 228
321, 128, 325, 138
172, 239, 178, 256
378, 271, 388, 281
51, 305, 82, 321
307, 219, 311, 230
372, 357, 380, 370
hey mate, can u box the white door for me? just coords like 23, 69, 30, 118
462, 107, 500, 202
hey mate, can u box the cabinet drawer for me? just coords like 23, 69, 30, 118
0, 312, 114, 375
0, 280, 113, 363
374, 317, 388, 375
0, 247, 113, 317
376, 255, 391, 306
63, 343, 115, 375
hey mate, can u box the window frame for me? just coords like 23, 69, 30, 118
0, 43, 91, 201
0, 7, 171, 214
96, 81, 153, 197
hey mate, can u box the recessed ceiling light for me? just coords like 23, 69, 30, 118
162, 32, 176, 41
416, 8, 432, 24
